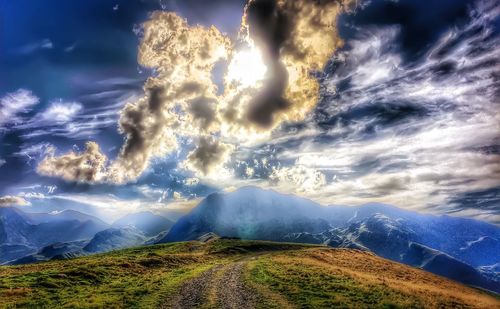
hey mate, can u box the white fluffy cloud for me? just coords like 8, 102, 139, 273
0, 195, 29, 207
39, 101, 82, 123
270, 165, 327, 194
0, 89, 39, 128
37, 142, 108, 183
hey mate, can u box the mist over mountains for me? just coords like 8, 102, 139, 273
1, 186, 499, 292
0, 207, 172, 264
161, 187, 500, 292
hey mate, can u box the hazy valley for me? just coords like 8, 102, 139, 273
2, 187, 499, 298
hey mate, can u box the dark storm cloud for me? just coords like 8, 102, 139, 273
147, 86, 165, 112
242, 0, 352, 128
370, 175, 411, 196
184, 137, 233, 176
244, 0, 291, 126
246, 63, 289, 127
187, 96, 218, 130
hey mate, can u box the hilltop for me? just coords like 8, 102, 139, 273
160, 187, 500, 292
0, 239, 498, 308
3, 187, 499, 293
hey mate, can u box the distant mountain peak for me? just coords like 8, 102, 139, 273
157, 187, 500, 292
113, 211, 173, 237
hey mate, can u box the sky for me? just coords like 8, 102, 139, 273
0, 0, 499, 224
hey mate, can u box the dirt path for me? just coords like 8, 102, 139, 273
214, 262, 259, 309
167, 261, 259, 309
168, 265, 223, 309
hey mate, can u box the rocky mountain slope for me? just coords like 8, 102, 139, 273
159, 187, 500, 293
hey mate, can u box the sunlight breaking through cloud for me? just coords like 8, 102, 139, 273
37, 0, 353, 184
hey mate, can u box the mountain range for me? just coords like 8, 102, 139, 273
0, 208, 173, 264
1, 187, 498, 293
160, 187, 500, 293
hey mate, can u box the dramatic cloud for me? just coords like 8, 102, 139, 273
37, 142, 108, 183
106, 11, 231, 183
38, 101, 82, 124
243, 1, 500, 223
239, 0, 351, 128
15, 88, 139, 140
0, 196, 29, 207
183, 137, 234, 176
1, 0, 497, 225
0, 89, 39, 128
37, 1, 352, 184
270, 165, 327, 194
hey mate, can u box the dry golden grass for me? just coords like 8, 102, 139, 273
0, 240, 498, 308
266, 248, 499, 309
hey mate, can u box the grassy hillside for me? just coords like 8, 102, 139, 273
0, 239, 498, 308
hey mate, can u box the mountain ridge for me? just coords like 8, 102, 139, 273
1, 239, 498, 308
158, 186, 500, 293
3, 186, 499, 293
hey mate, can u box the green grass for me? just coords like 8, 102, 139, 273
0, 242, 221, 308
0, 240, 497, 308
247, 255, 423, 309
0, 240, 302, 308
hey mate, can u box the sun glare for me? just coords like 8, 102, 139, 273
226, 46, 268, 88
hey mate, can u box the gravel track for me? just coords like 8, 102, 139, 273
214, 262, 259, 309
168, 265, 222, 309
167, 261, 259, 309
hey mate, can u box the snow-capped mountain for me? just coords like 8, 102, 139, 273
112, 211, 174, 237
160, 186, 500, 292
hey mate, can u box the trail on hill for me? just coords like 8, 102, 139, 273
168, 261, 259, 309
215, 262, 259, 309
168, 265, 223, 309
